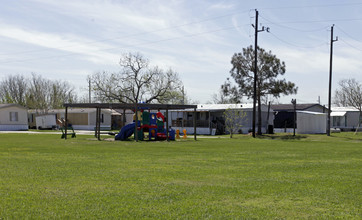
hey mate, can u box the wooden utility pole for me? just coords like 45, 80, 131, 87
327, 24, 338, 136
252, 9, 265, 138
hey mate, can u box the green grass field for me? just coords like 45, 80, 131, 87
0, 132, 361, 219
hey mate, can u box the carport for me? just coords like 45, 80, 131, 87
63, 103, 198, 141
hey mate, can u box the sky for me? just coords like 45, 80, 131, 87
0, 0, 361, 105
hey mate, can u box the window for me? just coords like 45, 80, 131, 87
10, 112, 18, 122
101, 114, 104, 123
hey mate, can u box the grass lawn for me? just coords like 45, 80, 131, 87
0, 132, 361, 219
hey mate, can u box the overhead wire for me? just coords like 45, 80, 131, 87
332, 26, 362, 52
267, 31, 328, 49
0, 9, 251, 57
339, 38, 362, 52
259, 14, 330, 32
2, 3, 362, 63
258, 17, 362, 25
255, 14, 330, 49
259, 2, 362, 10
0, 23, 251, 64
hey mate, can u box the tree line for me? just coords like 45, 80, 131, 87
1, 50, 360, 126
0, 73, 76, 112
0, 52, 190, 111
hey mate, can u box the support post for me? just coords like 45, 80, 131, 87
65, 106, 68, 140
98, 108, 102, 140
291, 99, 296, 136
266, 101, 271, 134
122, 109, 126, 128
96, 108, 101, 140
134, 103, 138, 142
95, 107, 99, 138
209, 111, 211, 135
194, 107, 197, 140
166, 107, 169, 141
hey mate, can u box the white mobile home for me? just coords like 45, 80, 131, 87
296, 111, 327, 134
0, 104, 28, 131
36, 114, 57, 129
331, 107, 362, 131
169, 104, 274, 135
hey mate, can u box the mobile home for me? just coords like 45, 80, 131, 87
169, 104, 274, 135
0, 104, 28, 131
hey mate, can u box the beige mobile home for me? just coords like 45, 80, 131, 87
0, 104, 28, 131
28, 108, 113, 130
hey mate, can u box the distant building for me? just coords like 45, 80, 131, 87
28, 108, 116, 130
0, 104, 28, 131
272, 103, 328, 129
169, 103, 274, 135
331, 107, 362, 131
296, 111, 327, 134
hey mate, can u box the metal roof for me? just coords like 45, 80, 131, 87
170, 103, 271, 112
0, 103, 27, 110
63, 103, 197, 110
271, 103, 327, 111
331, 106, 359, 112
297, 110, 326, 115
197, 103, 253, 110
331, 111, 346, 117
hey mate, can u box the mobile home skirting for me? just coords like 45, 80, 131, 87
0, 124, 28, 131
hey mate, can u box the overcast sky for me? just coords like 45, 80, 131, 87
1, 0, 361, 105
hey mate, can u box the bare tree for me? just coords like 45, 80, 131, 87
91, 52, 184, 104
0, 74, 28, 106
0, 73, 77, 111
49, 80, 77, 109
224, 108, 247, 138
26, 73, 51, 111
334, 78, 362, 133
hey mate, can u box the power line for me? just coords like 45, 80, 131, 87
339, 38, 362, 52
267, 31, 328, 49
335, 26, 361, 43
260, 2, 362, 10
259, 15, 330, 32
0, 23, 250, 64
0, 10, 250, 57
261, 17, 362, 25
333, 26, 362, 52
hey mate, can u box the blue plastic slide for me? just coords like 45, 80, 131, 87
115, 123, 135, 140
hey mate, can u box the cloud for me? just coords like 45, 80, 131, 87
0, 23, 120, 64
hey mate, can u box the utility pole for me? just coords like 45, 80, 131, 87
327, 24, 338, 136
181, 86, 185, 105
87, 76, 92, 103
252, 9, 266, 138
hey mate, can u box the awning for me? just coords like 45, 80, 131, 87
331, 111, 346, 117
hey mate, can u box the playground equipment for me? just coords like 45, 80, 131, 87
176, 129, 180, 139
183, 129, 187, 139
115, 110, 176, 141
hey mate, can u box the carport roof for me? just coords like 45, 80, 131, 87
63, 103, 197, 110
331, 111, 346, 117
